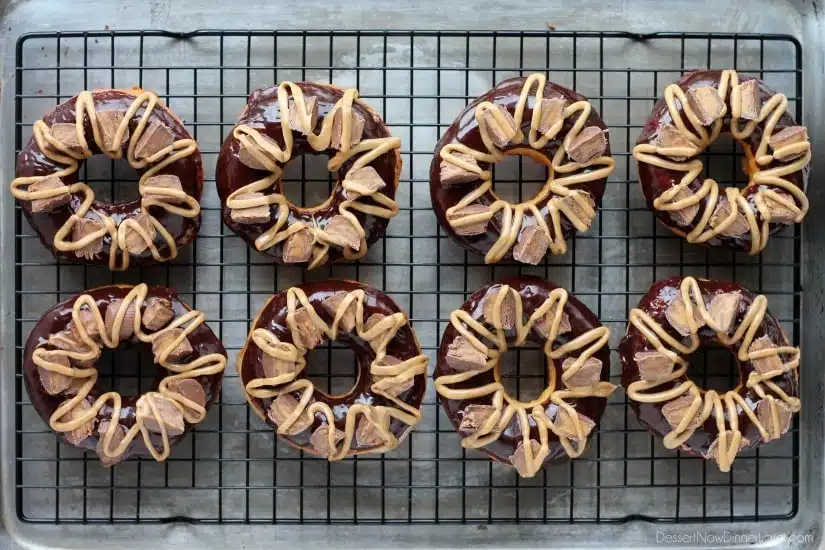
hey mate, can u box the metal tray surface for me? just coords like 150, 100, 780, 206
1, 2, 824, 550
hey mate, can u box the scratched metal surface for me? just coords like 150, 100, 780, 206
1, 1, 824, 549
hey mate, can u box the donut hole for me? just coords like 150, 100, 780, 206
490, 150, 549, 204
91, 344, 160, 398
701, 134, 753, 190
79, 154, 143, 205
281, 151, 337, 209
685, 344, 742, 394
497, 341, 548, 405
305, 337, 364, 398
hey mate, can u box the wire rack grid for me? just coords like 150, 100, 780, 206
13, 29, 801, 526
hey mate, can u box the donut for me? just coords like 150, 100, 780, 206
23, 284, 227, 465
430, 74, 615, 264
434, 277, 616, 477
216, 82, 402, 269
10, 88, 204, 270
238, 281, 428, 459
618, 276, 799, 471
633, 70, 811, 254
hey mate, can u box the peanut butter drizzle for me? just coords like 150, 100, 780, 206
632, 70, 810, 254
228, 83, 401, 269
626, 276, 800, 471
10, 91, 201, 270
439, 74, 615, 263
33, 284, 227, 462
433, 285, 616, 477
243, 287, 428, 460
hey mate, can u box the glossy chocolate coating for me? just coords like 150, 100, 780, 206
215, 83, 400, 265
238, 280, 426, 454
618, 276, 798, 456
23, 285, 226, 459
636, 71, 807, 252
430, 77, 610, 260
15, 89, 204, 266
435, 276, 611, 465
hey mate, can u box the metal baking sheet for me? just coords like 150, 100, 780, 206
1, 1, 823, 549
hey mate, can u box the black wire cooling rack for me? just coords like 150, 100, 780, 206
13, 30, 801, 525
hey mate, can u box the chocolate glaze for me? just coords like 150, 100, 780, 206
435, 276, 611, 465
215, 83, 401, 265
636, 71, 808, 252
23, 285, 226, 459
238, 280, 426, 454
430, 77, 610, 260
14, 89, 204, 266
618, 276, 798, 456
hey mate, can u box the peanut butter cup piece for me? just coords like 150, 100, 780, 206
686, 85, 725, 126
152, 328, 193, 363
567, 126, 607, 164
705, 430, 749, 464
737, 79, 761, 121
709, 197, 749, 237
748, 335, 783, 374
356, 415, 386, 447
293, 307, 324, 350
38, 352, 74, 395
61, 398, 95, 445
105, 299, 136, 341
47, 330, 98, 368
325, 215, 361, 251
445, 335, 487, 372
230, 192, 271, 225
447, 203, 490, 236
310, 424, 345, 457
537, 97, 567, 134
135, 121, 174, 160
322, 292, 357, 333
96, 420, 128, 466
123, 212, 156, 255
137, 394, 185, 436
50, 122, 83, 152
238, 134, 279, 170
96, 110, 130, 152
364, 312, 386, 334
287, 95, 318, 135
330, 109, 365, 150
634, 350, 676, 382
481, 104, 518, 148
509, 439, 544, 477
142, 297, 175, 331
167, 378, 207, 411
554, 408, 595, 441
482, 287, 518, 330
769, 126, 808, 161
282, 228, 313, 264
535, 303, 571, 339
344, 166, 386, 198
261, 349, 299, 379
459, 404, 497, 434
70, 306, 102, 342
665, 296, 705, 337
756, 399, 793, 442
439, 151, 480, 186
661, 394, 703, 431
668, 188, 700, 227
268, 394, 313, 435
512, 225, 549, 265
142, 174, 185, 204
654, 124, 698, 161
763, 191, 798, 224
560, 190, 596, 229
29, 175, 71, 213
562, 356, 602, 388
708, 292, 741, 333
373, 373, 414, 398
72, 217, 105, 260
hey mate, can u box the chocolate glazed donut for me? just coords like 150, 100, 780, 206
23, 284, 227, 465
238, 281, 428, 459
11, 89, 203, 270
618, 276, 799, 472
434, 277, 616, 477
430, 74, 614, 265
633, 70, 811, 254
216, 82, 402, 269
